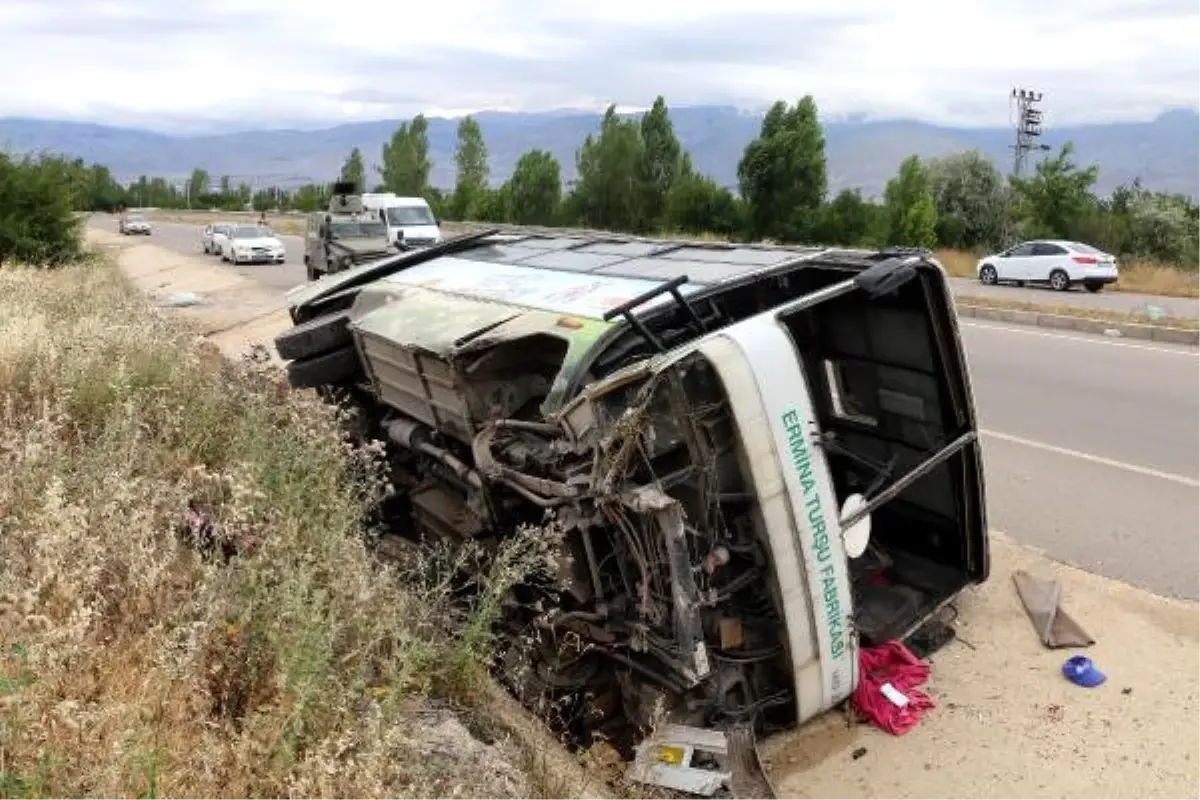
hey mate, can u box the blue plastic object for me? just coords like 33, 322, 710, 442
1062, 655, 1106, 688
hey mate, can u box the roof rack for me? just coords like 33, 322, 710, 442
601, 274, 707, 354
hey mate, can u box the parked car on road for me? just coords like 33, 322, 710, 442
221, 224, 287, 264
976, 240, 1118, 293
202, 223, 235, 256
118, 213, 152, 235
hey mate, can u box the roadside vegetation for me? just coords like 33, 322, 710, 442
47, 94, 1198, 297
0, 153, 87, 267
0, 163, 554, 798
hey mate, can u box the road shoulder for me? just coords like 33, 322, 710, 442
93, 228, 294, 362
762, 531, 1198, 799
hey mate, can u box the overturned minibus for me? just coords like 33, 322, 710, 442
273, 228, 989, 749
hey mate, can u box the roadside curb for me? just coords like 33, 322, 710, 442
957, 301, 1199, 345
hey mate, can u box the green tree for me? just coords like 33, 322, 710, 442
340, 147, 366, 192
292, 183, 328, 213
737, 96, 828, 242
123, 174, 182, 208
882, 156, 938, 249
380, 115, 432, 196
506, 149, 562, 225
452, 115, 490, 219
571, 105, 647, 232
473, 187, 512, 223
86, 164, 126, 211
251, 188, 277, 212
664, 173, 742, 237
814, 189, 877, 246
187, 167, 211, 205
0, 153, 84, 267
926, 150, 1008, 250
1114, 187, 1199, 267
639, 96, 688, 227
424, 187, 451, 220
1010, 142, 1099, 240
147, 177, 177, 207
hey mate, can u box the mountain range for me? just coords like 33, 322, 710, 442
2, 106, 1197, 200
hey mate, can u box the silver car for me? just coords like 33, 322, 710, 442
118, 213, 151, 235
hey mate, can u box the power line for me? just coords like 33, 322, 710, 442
1009, 88, 1050, 178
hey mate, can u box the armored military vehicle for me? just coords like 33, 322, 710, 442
303, 181, 395, 280
273, 229, 989, 763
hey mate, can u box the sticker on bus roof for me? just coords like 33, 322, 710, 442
383, 256, 703, 319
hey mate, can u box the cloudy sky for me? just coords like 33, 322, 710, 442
1, 0, 1196, 132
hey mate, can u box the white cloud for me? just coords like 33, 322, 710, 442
0, 0, 1195, 130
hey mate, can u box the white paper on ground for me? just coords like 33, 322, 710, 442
881, 682, 910, 708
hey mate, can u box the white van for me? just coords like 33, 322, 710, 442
360, 192, 442, 248
273, 231, 989, 754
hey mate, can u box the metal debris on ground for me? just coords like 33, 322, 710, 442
727, 723, 777, 799
626, 722, 777, 799
627, 724, 732, 797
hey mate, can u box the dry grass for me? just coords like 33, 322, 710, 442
935, 249, 1200, 299
0, 259, 552, 798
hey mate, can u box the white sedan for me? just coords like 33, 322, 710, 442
976, 240, 1119, 293
202, 222, 235, 256
221, 224, 287, 265
118, 213, 152, 235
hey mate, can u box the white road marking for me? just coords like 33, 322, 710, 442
980, 429, 1200, 488
961, 320, 1199, 356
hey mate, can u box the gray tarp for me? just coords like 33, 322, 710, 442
1012, 570, 1095, 649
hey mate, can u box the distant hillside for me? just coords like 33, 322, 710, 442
2, 107, 1196, 199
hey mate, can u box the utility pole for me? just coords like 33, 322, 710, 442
1010, 88, 1050, 178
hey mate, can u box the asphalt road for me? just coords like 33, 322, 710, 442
966, 323, 1198, 599
93, 218, 1200, 598
101, 218, 307, 292
97, 217, 1200, 318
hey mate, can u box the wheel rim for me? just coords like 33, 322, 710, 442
1052, 272, 1067, 290
981, 266, 996, 284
